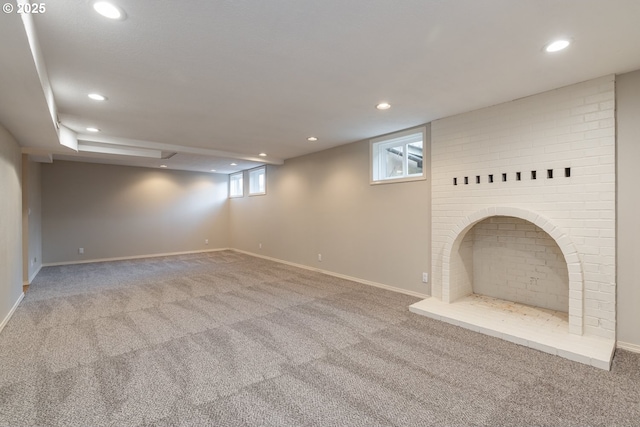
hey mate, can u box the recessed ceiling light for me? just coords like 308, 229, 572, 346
307, 136, 318, 142
259, 153, 267, 157
210, 169, 216, 172
230, 163, 237, 166
88, 93, 107, 101
160, 165, 167, 168
376, 102, 391, 110
545, 39, 570, 53
93, 1, 126, 20
86, 127, 100, 132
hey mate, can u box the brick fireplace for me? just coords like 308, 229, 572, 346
410, 75, 616, 369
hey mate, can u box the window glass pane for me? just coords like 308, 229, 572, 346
249, 167, 266, 195
230, 172, 243, 197
407, 140, 423, 176
382, 144, 404, 179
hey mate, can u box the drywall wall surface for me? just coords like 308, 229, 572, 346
230, 125, 432, 296
616, 69, 640, 347
22, 157, 42, 283
0, 124, 24, 328
42, 161, 229, 263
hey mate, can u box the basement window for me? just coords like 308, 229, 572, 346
370, 127, 426, 184
229, 171, 243, 198
249, 166, 266, 196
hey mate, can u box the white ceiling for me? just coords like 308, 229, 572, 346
1, 0, 640, 174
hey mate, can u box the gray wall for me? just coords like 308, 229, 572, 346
41, 161, 230, 264
0, 124, 23, 327
22, 156, 42, 283
616, 70, 640, 347
230, 126, 432, 296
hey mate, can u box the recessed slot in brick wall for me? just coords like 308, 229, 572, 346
454, 167, 571, 186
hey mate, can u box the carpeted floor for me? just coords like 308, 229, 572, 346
0, 251, 638, 426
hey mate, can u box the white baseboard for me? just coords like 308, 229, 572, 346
26, 264, 42, 284
42, 248, 231, 267
39, 247, 430, 300
617, 340, 640, 354
232, 249, 430, 300
0, 292, 24, 335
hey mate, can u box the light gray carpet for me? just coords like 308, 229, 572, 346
1, 251, 638, 426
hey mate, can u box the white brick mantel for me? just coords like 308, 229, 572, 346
429, 75, 616, 340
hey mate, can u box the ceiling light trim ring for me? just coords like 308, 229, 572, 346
88, 93, 107, 101
93, 1, 127, 20
544, 39, 571, 53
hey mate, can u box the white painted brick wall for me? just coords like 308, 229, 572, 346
431, 75, 616, 339
469, 216, 569, 312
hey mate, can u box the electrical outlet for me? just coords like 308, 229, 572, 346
205, 239, 209, 245
422, 272, 429, 283
318, 253, 322, 262
259, 243, 262, 249
79, 248, 84, 254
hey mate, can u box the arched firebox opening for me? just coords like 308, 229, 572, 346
441, 207, 583, 335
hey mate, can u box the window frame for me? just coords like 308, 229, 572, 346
248, 166, 267, 196
370, 126, 427, 185
229, 171, 244, 198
